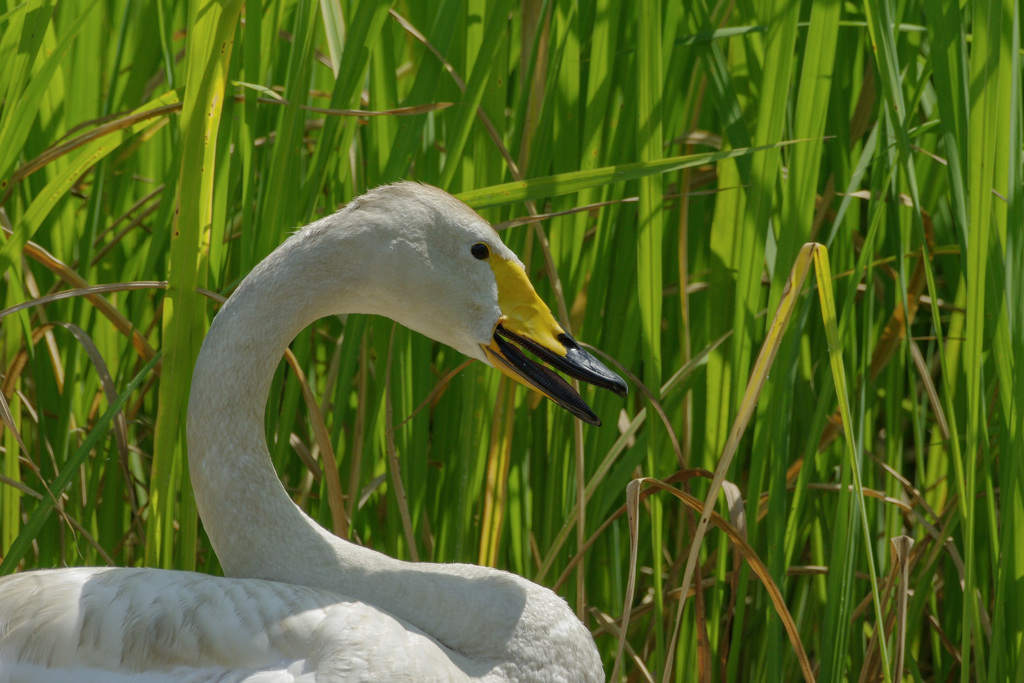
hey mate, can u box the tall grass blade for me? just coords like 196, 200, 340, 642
146, 0, 243, 569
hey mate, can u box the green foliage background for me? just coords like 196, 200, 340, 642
1, 0, 1021, 680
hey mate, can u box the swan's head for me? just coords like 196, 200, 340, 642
309, 182, 627, 425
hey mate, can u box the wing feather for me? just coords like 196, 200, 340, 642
0, 567, 477, 682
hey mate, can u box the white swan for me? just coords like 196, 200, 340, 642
0, 182, 627, 682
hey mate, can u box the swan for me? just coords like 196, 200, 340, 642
0, 182, 627, 682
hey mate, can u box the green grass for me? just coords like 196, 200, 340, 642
1, 0, 1021, 680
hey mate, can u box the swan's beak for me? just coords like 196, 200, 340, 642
481, 258, 628, 426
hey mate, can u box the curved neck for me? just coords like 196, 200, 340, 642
185, 225, 529, 666
187, 229, 347, 582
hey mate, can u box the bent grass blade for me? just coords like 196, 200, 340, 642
673, 242, 890, 681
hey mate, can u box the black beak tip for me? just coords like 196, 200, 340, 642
562, 343, 629, 399
577, 407, 602, 427
609, 375, 629, 398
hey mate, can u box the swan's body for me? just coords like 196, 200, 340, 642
0, 183, 625, 681
0, 568, 476, 682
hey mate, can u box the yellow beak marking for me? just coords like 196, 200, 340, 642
488, 257, 567, 358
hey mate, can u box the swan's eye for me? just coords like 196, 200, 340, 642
471, 243, 490, 260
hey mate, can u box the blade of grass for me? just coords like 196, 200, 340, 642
635, 0, 667, 670
959, 0, 1006, 676
0, 0, 62, 183
437, 0, 514, 190
457, 140, 808, 209
811, 242, 891, 680
990, 1, 1024, 677
146, 0, 243, 569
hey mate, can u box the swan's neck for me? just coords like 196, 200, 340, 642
187, 225, 362, 581
185, 223, 567, 670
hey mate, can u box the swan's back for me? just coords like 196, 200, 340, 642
0, 567, 480, 682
